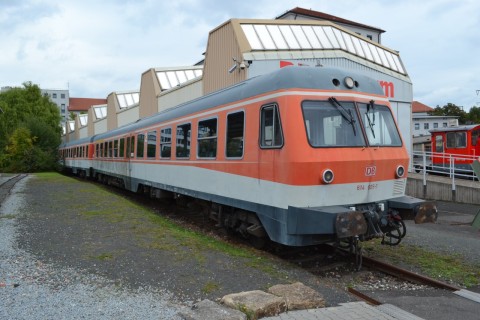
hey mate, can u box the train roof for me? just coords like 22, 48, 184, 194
82, 66, 385, 142
430, 124, 480, 134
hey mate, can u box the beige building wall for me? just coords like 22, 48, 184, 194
86, 107, 95, 137
203, 19, 248, 94
158, 79, 203, 112
106, 93, 119, 131
117, 107, 139, 127
139, 68, 161, 119
94, 118, 108, 135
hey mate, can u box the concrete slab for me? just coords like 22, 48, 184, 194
179, 299, 246, 320
221, 290, 287, 319
268, 282, 325, 310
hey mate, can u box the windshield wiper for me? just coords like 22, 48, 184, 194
328, 97, 356, 136
365, 100, 376, 139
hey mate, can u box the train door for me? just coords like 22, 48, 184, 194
124, 135, 135, 191
258, 104, 284, 182
471, 128, 480, 157
432, 133, 445, 166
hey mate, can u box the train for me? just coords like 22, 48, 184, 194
59, 66, 437, 258
429, 124, 480, 175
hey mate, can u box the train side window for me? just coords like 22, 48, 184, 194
176, 123, 191, 158
113, 140, 119, 157
147, 130, 157, 158
119, 138, 125, 158
260, 104, 283, 148
435, 135, 444, 152
226, 111, 244, 158
472, 130, 479, 146
198, 118, 217, 158
160, 127, 172, 158
137, 133, 145, 158
446, 132, 466, 148
108, 141, 113, 157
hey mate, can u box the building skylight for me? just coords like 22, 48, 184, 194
93, 105, 107, 119
117, 92, 139, 109
241, 24, 405, 74
156, 68, 203, 91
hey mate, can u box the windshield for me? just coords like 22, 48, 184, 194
302, 100, 366, 147
358, 102, 402, 147
302, 100, 402, 148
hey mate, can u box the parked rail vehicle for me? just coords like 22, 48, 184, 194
430, 124, 480, 173
60, 66, 437, 257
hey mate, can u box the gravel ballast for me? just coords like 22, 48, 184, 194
0, 176, 186, 319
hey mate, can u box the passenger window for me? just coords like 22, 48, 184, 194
147, 130, 157, 158
260, 104, 283, 148
108, 141, 113, 157
113, 140, 118, 158
119, 138, 125, 158
176, 123, 191, 158
137, 133, 145, 158
198, 118, 217, 158
226, 111, 244, 158
160, 127, 172, 158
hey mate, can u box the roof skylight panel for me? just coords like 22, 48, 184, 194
118, 95, 128, 109
312, 26, 332, 49
79, 114, 88, 126
291, 25, 312, 49
323, 27, 340, 48
385, 51, 398, 72
193, 69, 203, 77
267, 25, 288, 49
242, 24, 263, 49
377, 48, 391, 69
342, 33, 356, 54
360, 40, 373, 61
368, 43, 382, 64
254, 24, 276, 49
68, 121, 75, 131
351, 37, 365, 58
158, 72, 170, 89
392, 55, 405, 74
166, 71, 179, 87
177, 71, 187, 84
332, 28, 347, 50
302, 26, 321, 48
278, 25, 301, 49
124, 94, 134, 107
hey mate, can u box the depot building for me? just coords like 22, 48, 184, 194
66, 7, 414, 161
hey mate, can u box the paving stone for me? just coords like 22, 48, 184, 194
221, 290, 287, 319
268, 282, 326, 311
179, 299, 246, 320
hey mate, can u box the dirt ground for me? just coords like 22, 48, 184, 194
12, 173, 352, 305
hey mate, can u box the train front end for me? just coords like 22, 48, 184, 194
266, 68, 437, 248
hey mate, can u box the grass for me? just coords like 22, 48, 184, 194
32, 172, 288, 279
201, 281, 220, 294
363, 239, 480, 287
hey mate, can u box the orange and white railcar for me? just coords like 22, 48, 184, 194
60, 67, 436, 247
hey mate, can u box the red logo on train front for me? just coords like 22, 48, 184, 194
365, 165, 376, 176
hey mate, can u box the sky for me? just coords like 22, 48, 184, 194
1, 0, 479, 111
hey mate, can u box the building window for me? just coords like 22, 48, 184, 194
433, 123, 438, 129
197, 118, 217, 158
160, 127, 172, 158
443, 123, 448, 127
147, 131, 156, 158
414, 123, 420, 130
424, 123, 429, 130
61, 93, 65, 99
367, 35, 373, 40
226, 111, 244, 158
61, 104, 65, 111
260, 104, 283, 148
176, 123, 191, 158
52, 93, 57, 98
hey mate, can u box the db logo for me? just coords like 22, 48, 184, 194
365, 165, 376, 176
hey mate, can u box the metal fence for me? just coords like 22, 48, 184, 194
412, 151, 479, 180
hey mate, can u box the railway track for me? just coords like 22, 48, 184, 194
0, 174, 27, 204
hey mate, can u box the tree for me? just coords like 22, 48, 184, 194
429, 103, 468, 124
466, 106, 480, 124
0, 82, 62, 172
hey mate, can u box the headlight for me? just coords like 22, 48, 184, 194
396, 165, 405, 178
322, 169, 334, 184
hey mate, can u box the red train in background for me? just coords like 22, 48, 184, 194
59, 66, 437, 263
